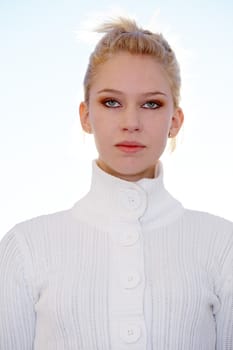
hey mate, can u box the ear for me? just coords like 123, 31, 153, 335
169, 107, 184, 137
79, 101, 92, 134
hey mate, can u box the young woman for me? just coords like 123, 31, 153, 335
0, 17, 232, 350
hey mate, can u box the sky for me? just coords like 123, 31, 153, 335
0, 0, 233, 237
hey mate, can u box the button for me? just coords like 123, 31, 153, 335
120, 189, 141, 210
120, 323, 141, 343
119, 231, 139, 246
122, 272, 141, 289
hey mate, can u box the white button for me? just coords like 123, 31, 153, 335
119, 231, 139, 246
121, 189, 141, 210
122, 272, 141, 289
120, 323, 141, 343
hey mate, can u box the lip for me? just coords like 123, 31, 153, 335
115, 141, 146, 153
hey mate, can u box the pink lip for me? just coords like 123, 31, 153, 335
115, 141, 146, 153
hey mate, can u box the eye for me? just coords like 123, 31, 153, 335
142, 101, 161, 109
103, 99, 121, 108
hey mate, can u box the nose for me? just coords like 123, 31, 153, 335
120, 106, 142, 132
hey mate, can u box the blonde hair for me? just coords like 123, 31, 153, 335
83, 17, 181, 108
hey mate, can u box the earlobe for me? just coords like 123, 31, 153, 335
79, 102, 92, 134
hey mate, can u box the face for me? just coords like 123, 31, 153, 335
80, 52, 184, 181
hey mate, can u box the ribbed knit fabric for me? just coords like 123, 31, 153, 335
0, 160, 233, 349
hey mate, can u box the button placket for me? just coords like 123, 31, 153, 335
109, 186, 147, 348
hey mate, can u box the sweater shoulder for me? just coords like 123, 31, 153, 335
182, 208, 233, 248
1, 208, 74, 251
15, 208, 71, 232
183, 208, 233, 228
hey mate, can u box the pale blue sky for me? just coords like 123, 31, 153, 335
0, 0, 233, 235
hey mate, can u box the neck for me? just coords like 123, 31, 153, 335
96, 160, 159, 182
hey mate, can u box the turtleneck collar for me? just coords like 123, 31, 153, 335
72, 160, 184, 230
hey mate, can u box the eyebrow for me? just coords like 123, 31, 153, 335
97, 88, 167, 97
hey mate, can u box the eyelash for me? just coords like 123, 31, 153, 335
101, 99, 162, 109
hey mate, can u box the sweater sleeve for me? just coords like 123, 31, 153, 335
215, 233, 233, 350
0, 229, 36, 349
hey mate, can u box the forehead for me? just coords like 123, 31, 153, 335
90, 52, 172, 96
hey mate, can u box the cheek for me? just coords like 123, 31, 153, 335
146, 116, 170, 136
146, 122, 170, 151
91, 121, 115, 137
90, 114, 117, 135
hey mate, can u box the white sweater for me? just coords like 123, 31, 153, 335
0, 160, 233, 350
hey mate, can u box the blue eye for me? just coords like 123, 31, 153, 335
104, 99, 121, 108
142, 101, 160, 109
